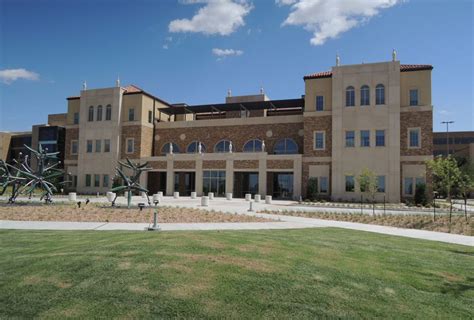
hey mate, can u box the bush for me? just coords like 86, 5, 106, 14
306, 178, 318, 201
414, 183, 428, 206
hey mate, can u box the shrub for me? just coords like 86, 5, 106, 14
414, 183, 428, 206
306, 178, 318, 201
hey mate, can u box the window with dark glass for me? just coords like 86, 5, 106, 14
128, 108, 135, 121
97, 105, 103, 121
73, 112, 79, 124
409, 128, 420, 148
319, 177, 328, 193
273, 138, 298, 154
105, 105, 112, 120
85, 174, 91, 187
103, 175, 109, 188
376, 130, 385, 147
314, 132, 325, 150
148, 110, 153, 123
346, 86, 355, 107
360, 130, 370, 147
95, 139, 101, 153
214, 140, 231, 153
377, 176, 385, 192
94, 174, 100, 187
126, 138, 134, 153
316, 96, 324, 111
88, 106, 94, 121
86, 140, 93, 153
202, 171, 226, 197
360, 85, 370, 106
376, 84, 385, 105
161, 142, 180, 155
345, 176, 355, 192
243, 139, 262, 152
104, 139, 110, 152
187, 141, 206, 153
345, 131, 355, 147
71, 140, 78, 155
409, 89, 418, 106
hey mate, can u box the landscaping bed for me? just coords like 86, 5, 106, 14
261, 210, 473, 236
0, 203, 273, 223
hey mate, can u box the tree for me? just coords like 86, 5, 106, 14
457, 163, 474, 222
357, 168, 378, 215
414, 182, 427, 206
426, 156, 462, 223
306, 177, 318, 201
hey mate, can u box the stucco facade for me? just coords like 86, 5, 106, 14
53, 58, 434, 201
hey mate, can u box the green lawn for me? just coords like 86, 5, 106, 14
0, 229, 473, 319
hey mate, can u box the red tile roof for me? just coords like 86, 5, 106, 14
304, 64, 433, 80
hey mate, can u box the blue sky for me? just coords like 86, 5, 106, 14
0, 0, 472, 132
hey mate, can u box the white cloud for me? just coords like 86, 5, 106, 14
0, 68, 39, 84
169, 0, 252, 36
212, 48, 244, 57
438, 109, 453, 116
279, 0, 400, 46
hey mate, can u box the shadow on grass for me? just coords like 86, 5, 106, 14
441, 277, 474, 297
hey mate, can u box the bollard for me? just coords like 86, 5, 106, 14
226, 193, 232, 200
141, 191, 146, 198
147, 208, 160, 231
254, 194, 261, 202
265, 195, 272, 204
97, 192, 100, 198
173, 192, 180, 199
245, 194, 251, 201
248, 201, 254, 212
201, 196, 209, 207
153, 194, 160, 203
191, 192, 197, 199
68, 192, 77, 201
157, 191, 163, 199
106, 192, 115, 202
208, 192, 214, 200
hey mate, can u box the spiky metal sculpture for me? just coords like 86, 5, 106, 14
110, 159, 152, 208
1, 145, 66, 203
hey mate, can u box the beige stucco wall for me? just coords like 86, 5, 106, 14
0, 132, 12, 161
66, 99, 80, 125
329, 61, 401, 202
400, 70, 432, 107
304, 77, 332, 112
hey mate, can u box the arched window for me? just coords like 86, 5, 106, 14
345, 86, 355, 107
88, 106, 94, 121
376, 84, 385, 105
243, 139, 262, 152
214, 140, 231, 153
97, 105, 103, 121
187, 141, 206, 153
360, 85, 370, 106
105, 104, 112, 120
161, 142, 180, 155
273, 138, 298, 154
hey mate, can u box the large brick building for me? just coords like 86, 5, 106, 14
61, 56, 433, 202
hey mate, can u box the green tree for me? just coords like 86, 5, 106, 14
457, 164, 474, 221
414, 182, 427, 206
426, 156, 462, 222
306, 177, 318, 201
357, 168, 378, 215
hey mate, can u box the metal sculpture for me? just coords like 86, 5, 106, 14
110, 159, 152, 208
0, 145, 66, 203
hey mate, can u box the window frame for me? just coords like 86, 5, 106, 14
319, 176, 329, 194
214, 140, 231, 153
243, 139, 263, 153
313, 131, 325, 150
128, 108, 135, 122
375, 130, 385, 147
85, 174, 91, 187
404, 177, 414, 196
273, 138, 298, 155
95, 139, 101, 153
103, 174, 109, 188
360, 85, 370, 106
377, 175, 386, 193
316, 95, 324, 111
408, 127, 421, 149
86, 140, 93, 153
94, 174, 100, 187
126, 138, 134, 154
104, 139, 110, 153
105, 104, 112, 121
345, 86, 355, 107
97, 105, 103, 121
161, 142, 181, 155
360, 130, 370, 147
345, 130, 355, 148
88, 106, 94, 122
345, 175, 355, 192
71, 140, 78, 155
375, 84, 385, 105
409, 89, 419, 106
186, 141, 206, 154
148, 110, 153, 123
73, 112, 79, 125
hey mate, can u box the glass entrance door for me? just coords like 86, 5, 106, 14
272, 172, 294, 200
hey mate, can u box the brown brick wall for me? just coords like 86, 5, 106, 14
267, 160, 293, 169
141, 126, 154, 157
303, 115, 332, 157
121, 125, 153, 159
234, 160, 259, 169
203, 160, 226, 169
400, 111, 433, 156
174, 160, 195, 169
65, 128, 79, 161
154, 122, 303, 156
148, 161, 167, 169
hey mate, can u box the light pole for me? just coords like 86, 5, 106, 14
441, 121, 454, 157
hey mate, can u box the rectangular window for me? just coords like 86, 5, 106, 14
104, 139, 110, 153
73, 175, 77, 188
415, 177, 425, 186
345, 131, 355, 147
409, 128, 420, 148
314, 131, 325, 150
376, 130, 385, 147
73, 112, 79, 124
128, 108, 135, 121
85, 174, 91, 187
103, 175, 109, 188
319, 177, 328, 193
86, 140, 93, 153
409, 89, 418, 106
71, 140, 78, 155
97, 107, 103, 121
126, 138, 134, 154
360, 130, 370, 147
377, 176, 385, 193
404, 177, 413, 195
345, 176, 355, 192
316, 96, 324, 111
148, 110, 153, 123
95, 139, 101, 153
88, 107, 94, 122
94, 174, 100, 187
106, 105, 112, 120
202, 170, 226, 197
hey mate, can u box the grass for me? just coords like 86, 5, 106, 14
261, 210, 473, 236
0, 228, 473, 319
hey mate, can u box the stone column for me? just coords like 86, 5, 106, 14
225, 155, 234, 195
258, 153, 267, 196
166, 155, 173, 196
293, 156, 302, 200
196, 155, 203, 196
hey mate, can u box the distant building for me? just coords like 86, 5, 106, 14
433, 131, 474, 163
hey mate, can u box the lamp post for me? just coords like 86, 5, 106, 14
441, 121, 454, 157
